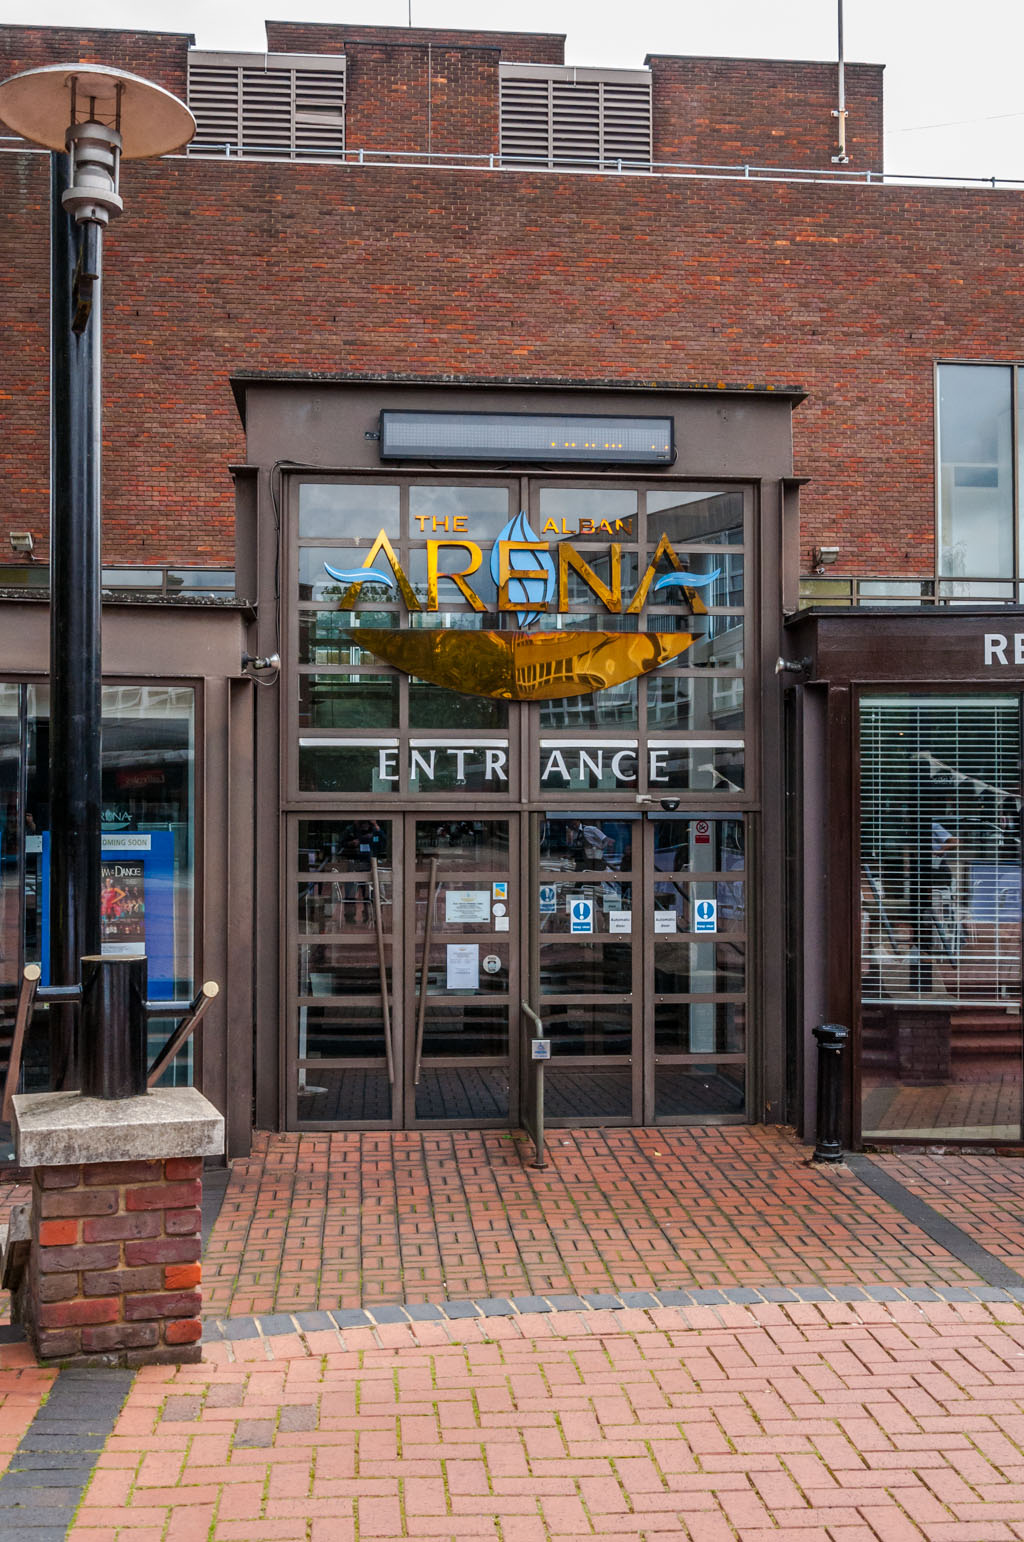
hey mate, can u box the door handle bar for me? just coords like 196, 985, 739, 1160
413, 857, 439, 1087
370, 856, 395, 1086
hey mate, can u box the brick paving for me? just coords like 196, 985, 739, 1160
66, 1295, 1024, 1542
872, 1152, 1024, 1277
3, 1129, 1024, 1539
202, 1127, 993, 1317
0, 1342, 55, 1484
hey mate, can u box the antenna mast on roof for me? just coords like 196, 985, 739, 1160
832, 0, 850, 163
832, 0, 845, 162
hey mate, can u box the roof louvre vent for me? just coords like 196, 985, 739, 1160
187, 51, 346, 161
500, 64, 651, 170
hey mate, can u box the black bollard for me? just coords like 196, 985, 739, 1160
79, 954, 149, 1099
812, 1022, 849, 1162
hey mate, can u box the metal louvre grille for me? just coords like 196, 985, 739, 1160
187, 53, 346, 160
500, 66, 651, 170
860, 696, 1022, 1005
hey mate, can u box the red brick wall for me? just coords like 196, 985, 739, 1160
648, 55, 884, 171
27, 1156, 203, 1365
0, 25, 190, 119
345, 43, 499, 157
4, 149, 1021, 574
264, 21, 564, 65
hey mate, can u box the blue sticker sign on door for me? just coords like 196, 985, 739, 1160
694, 899, 718, 934
570, 897, 594, 934
539, 884, 556, 914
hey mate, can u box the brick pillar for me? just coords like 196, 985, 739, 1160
10, 1087, 224, 1367
27, 1156, 203, 1365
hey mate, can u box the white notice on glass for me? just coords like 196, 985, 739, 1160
446, 943, 480, 990
445, 890, 491, 924
609, 911, 632, 934
654, 910, 677, 934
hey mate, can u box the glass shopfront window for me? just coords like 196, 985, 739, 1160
2, 682, 197, 1094
859, 694, 1022, 1141
937, 363, 1024, 594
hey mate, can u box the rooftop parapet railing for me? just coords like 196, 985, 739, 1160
798, 576, 1024, 607
0, 564, 237, 599
4, 133, 1024, 190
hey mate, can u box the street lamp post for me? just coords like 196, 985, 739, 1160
0, 64, 194, 1094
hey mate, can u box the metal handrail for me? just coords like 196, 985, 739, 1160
521, 999, 547, 1169
370, 855, 395, 1086
413, 858, 439, 1087
1, 965, 40, 1123
1, 972, 219, 1116
8, 134, 1023, 191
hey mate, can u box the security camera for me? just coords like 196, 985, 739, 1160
660, 798, 681, 812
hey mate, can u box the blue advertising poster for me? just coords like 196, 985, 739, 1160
40, 830, 177, 998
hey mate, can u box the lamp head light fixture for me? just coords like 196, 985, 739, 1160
0, 64, 195, 228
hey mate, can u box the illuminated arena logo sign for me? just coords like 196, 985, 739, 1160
323, 514, 720, 702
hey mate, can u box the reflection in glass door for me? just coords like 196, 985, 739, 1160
295, 817, 400, 1125
408, 819, 516, 1123
535, 816, 639, 1121
648, 816, 747, 1121
529, 813, 748, 1125
291, 815, 518, 1127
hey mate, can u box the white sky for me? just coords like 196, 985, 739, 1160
2, 0, 1022, 182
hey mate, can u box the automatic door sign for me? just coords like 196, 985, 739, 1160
539, 884, 557, 915
695, 898, 718, 934
531, 1038, 552, 1060
569, 896, 594, 934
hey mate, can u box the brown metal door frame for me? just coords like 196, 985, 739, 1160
287, 813, 406, 1131
400, 811, 521, 1128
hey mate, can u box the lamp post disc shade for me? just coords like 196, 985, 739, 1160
0, 63, 195, 157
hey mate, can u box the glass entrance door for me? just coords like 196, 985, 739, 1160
530, 812, 748, 1125
291, 814, 518, 1128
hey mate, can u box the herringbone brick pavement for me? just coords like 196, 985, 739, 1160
65, 1296, 1024, 1542
201, 1128, 1003, 1316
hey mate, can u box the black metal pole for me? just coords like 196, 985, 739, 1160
49, 151, 103, 1091
812, 1022, 849, 1162
80, 955, 148, 1100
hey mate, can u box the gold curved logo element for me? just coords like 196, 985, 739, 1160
351, 630, 694, 701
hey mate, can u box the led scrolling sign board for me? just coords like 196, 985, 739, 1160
324, 507, 720, 702
378, 411, 675, 466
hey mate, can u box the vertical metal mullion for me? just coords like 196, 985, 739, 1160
640, 811, 652, 1124
16, 683, 27, 980
399, 484, 410, 794
1014, 365, 1021, 594
1018, 693, 1024, 1143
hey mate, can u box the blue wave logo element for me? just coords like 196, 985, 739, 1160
323, 561, 398, 590
653, 568, 721, 593
490, 511, 556, 627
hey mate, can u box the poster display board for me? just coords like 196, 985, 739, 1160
41, 830, 178, 997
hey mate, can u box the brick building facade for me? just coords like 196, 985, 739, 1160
1, 21, 1023, 1153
